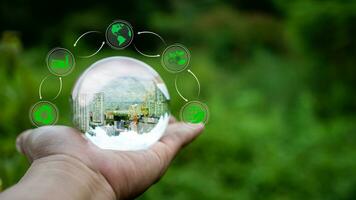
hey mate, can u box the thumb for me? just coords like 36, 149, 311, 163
161, 122, 205, 150
16, 126, 88, 163
150, 122, 205, 166
16, 129, 36, 162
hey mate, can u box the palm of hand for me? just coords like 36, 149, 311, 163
17, 118, 203, 199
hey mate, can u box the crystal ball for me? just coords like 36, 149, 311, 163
71, 56, 170, 150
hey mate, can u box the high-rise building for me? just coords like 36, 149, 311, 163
154, 83, 166, 117
73, 94, 90, 132
142, 81, 168, 119
91, 92, 104, 126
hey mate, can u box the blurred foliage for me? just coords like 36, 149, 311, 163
1, 0, 356, 199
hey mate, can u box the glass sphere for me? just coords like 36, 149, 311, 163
71, 56, 170, 150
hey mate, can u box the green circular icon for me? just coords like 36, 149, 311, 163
29, 101, 58, 127
106, 20, 134, 49
180, 101, 209, 124
161, 44, 190, 73
47, 48, 75, 76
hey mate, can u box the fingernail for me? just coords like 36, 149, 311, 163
189, 123, 204, 131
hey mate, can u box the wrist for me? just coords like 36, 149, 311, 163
1, 154, 116, 200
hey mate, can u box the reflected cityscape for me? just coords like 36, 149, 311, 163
73, 78, 169, 136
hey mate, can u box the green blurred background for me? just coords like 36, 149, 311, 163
1, 0, 356, 199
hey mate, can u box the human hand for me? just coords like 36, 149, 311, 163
4, 117, 204, 200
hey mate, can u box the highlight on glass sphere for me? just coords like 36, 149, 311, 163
71, 56, 170, 151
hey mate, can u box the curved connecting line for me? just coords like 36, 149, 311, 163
74, 31, 104, 58
175, 76, 188, 102
134, 31, 167, 58
79, 41, 105, 58
73, 31, 101, 47
39, 75, 50, 99
133, 44, 160, 58
39, 75, 62, 100
174, 70, 201, 102
188, 69, 200, 97
52, 77, 62, 100
137, 31, 167, 46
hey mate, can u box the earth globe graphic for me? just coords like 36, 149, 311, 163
71, 57, 170, 150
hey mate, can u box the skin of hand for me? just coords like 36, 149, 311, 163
0, 117, 204, 200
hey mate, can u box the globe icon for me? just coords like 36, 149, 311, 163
71, 57, 170, 150
111, 24, 129, 46
106, 20, 134, 49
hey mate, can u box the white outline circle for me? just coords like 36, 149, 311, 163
180, 100, 209, 125
161, 43, 191, 73
46, 47, 75, 77
29, 101, 59, 127
105, 20, 134, 50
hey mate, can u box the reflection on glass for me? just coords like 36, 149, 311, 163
71, 57, 170, 150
